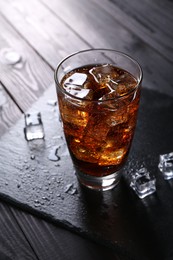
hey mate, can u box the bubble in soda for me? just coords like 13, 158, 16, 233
158, 152, 173, 180
24, 112, 45, 141
130, 167, 156, 199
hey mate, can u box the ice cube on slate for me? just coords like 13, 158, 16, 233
24, 112, 44, 141
158, 152, 173, 180
130, 167, 156, 199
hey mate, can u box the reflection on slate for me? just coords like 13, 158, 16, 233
0, 86, 173, 260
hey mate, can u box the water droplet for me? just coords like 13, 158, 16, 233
48, 146, 61, 161
31, 167, 35, 171
25, 165, 30, 170
0, 48, 22, 65
70, 188, 78, 195
47, 100, 57, 106
64, 183, 78, 195
64, 183, 73, 193
34, 199, 40, 207
5, 182, 8, 186
55, 163, 60, 167
42, 196, 50, 201
30, 154, 35, 160
17, 183, 21, 188
51, 176, 56, 181
57, 193, 61, 197
43, 169, 49, 173
24, 159, 28, 163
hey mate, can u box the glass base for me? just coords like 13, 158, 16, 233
76, 170, 121, 191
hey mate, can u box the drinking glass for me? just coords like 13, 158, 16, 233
54, 49, 142, 191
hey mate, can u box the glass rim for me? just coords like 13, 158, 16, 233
54, 48, 143, 102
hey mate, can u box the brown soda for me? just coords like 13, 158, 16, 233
58, 64, 141, 177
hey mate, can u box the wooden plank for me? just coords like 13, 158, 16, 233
0, 83, 21, 137
93, 0, 173, 62
40, 0, 173, 97
0, 0, 88, 69
0, 200, 37, 260
11, 206, 122, 260
0, 0, 172, 96
132, 0, 173, 20
0, 14, 53, 112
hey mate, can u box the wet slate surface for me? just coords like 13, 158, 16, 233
0, 85, 173, 260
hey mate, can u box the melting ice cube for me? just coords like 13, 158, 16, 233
64, 84, 93, 99
24, 112, 45, 141
63, 71, 93, 99
130, 167, 156, 199
64, 73, 87, 86
158, 152, 173, 180
89, 64, 119, 85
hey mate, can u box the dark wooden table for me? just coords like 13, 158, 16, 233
0, 0, 173, 259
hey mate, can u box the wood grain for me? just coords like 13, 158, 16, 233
150, 0, 173, 14
0, 83, 21, 137
0, 0, 172, 96
41, 0, 173, 97
104, 0, 173, 62
0, 14, 53, 112
0, 200, 37, 260
0, 1, 172, 259
0, 0, 88, 69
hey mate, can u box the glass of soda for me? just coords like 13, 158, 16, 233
54, 49, 142, 191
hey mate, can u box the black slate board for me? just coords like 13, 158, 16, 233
0, 85, 173, 260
